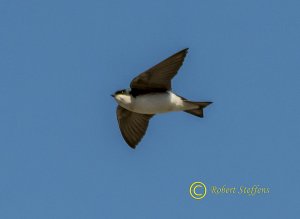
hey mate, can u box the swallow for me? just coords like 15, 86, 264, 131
112, 48, 212, 148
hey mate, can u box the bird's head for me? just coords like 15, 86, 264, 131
111, 89, 131, 104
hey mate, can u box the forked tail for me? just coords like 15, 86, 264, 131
184, 101, 212, 118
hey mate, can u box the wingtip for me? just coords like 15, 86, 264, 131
125, 140, 137, 149
178, 48, 189, 54
204, 102, 213, 107
126, 139, 139, 149
175, 48, 189, 57
183, 48, 189, 52
129, 145, 137, 149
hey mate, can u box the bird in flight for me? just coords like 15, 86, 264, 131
112, 48, 212, 149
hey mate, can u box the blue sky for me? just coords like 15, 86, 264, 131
0, 0, 299, 218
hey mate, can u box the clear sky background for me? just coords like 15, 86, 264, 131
1, 0, 299, 218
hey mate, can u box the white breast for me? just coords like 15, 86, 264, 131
128, 91, 195, 114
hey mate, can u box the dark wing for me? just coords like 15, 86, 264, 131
116, 105, 154, 149
130, 48, 188, 93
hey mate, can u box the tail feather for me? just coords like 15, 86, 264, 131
184, 101, 212, 118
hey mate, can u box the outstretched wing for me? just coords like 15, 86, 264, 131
130, 48, 188, 93
116, 105, 154, 148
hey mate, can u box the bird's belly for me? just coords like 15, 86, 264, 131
131, 93, 187, 114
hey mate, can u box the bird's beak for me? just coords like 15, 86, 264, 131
111, 94, 115, 97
